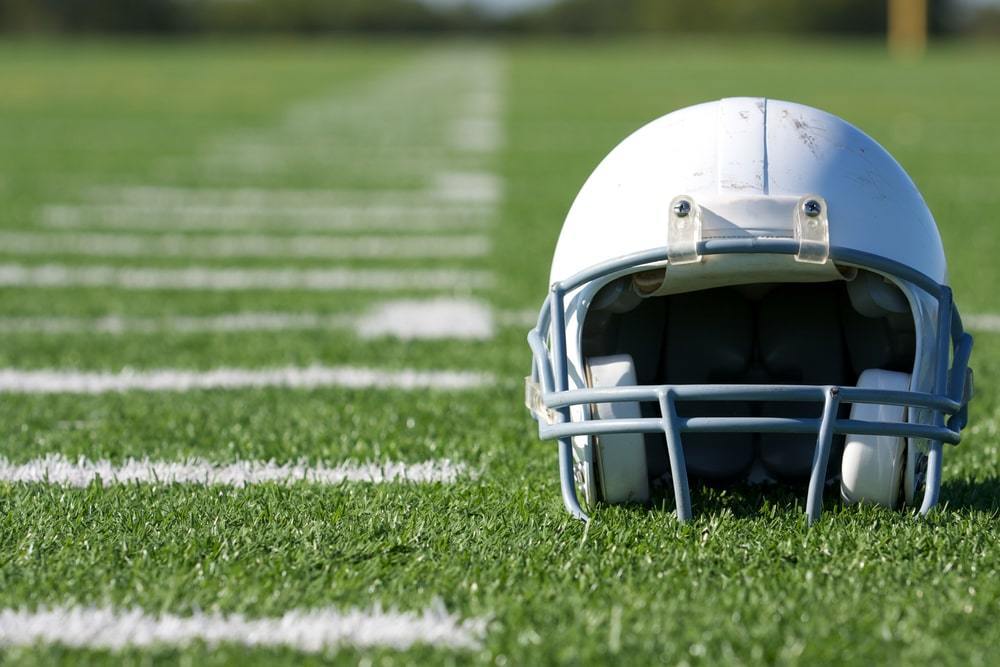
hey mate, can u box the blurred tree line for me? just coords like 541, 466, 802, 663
0, 0, 443, 33
512, 0, 888, 34
0, 0, 975, 35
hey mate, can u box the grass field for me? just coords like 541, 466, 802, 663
0, 37, 999, 664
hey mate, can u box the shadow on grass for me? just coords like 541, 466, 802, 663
941, 477, 1000, 514
640, 478, 819, 521
629, 477, 1000, 520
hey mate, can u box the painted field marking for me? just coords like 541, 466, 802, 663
0, 365, 494, 394
87, 184, 421, 205
354, 298, 494, 339
0, 302, 535, 340
0, 312, 355, 335
432, 171, 502, 205
86, 176, 499, 207
38, 49, 504, 245
453, 117, 503, 153
74, 170, 500, 214
40, 203, 492, 233
210, 48, 503, 173
0, 454, 473, 487
964, 314, 1000, 333
0, 231, 490, 260
0, 264, 493, 291
451, 62, 504, 153
0, 603, 486, 652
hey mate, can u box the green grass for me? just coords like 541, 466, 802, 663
0, 37, 999, 665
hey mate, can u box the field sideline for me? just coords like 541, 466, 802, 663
0, 39, 999, 664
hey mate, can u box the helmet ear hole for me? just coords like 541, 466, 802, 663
585, 354, 650, 504
841, 369, 912, 508
846, 270, 910, 318
841, 272, 916, 375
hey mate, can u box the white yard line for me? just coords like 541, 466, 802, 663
204, 48, 502, 177
0, 312, 355, 335
86, 184, 405, 205
81, 170, 499, 210
0, 231, 490, 260
0, 264, 493, 291
0, 298, 497, 340
354, 298, 494, 339
0, 365, 493, 394
0, 312, 353, 335
38, 50, 504, 241
0, 454, 473, 487
451, 57, 504, 153
84, 182, 493, 207
40, 203, 492, 232
964, 314, 1000, 333
453, 118, 503, 153
0, 603, 486, 652
432, 171, 502, 205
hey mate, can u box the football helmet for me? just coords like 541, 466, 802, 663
526, 98, 973, 523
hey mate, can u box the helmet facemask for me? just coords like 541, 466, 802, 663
527, 241, 973, 524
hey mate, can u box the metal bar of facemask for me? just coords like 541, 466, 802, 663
549, 284, 589, 521
921, 287, 954, 515
541, 417, 960, 445
806, 387, 842, 524
542, 385, 960, 414
659, 390, 692, 523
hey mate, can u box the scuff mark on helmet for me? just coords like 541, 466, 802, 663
792, 117, 821, 156
781, 109, 825, 157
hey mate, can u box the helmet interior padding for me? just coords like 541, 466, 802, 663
664, 290, 756, 480
582, 273, 916, 486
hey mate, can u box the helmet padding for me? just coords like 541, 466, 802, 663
757, 284, 849, 480
582, 276, 916, 486
664, 289, 755, 480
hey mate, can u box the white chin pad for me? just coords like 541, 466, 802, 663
841, 369, 911, 507
587, 354, 650, 504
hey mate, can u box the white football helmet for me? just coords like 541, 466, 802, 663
526, 98, 973, 524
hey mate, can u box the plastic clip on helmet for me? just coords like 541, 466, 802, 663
525, 98, 974, 524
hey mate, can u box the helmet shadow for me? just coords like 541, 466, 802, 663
643, 479, 821, 521
940, 477, 1000, 514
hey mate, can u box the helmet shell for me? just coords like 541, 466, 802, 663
550, 97, 946, 286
